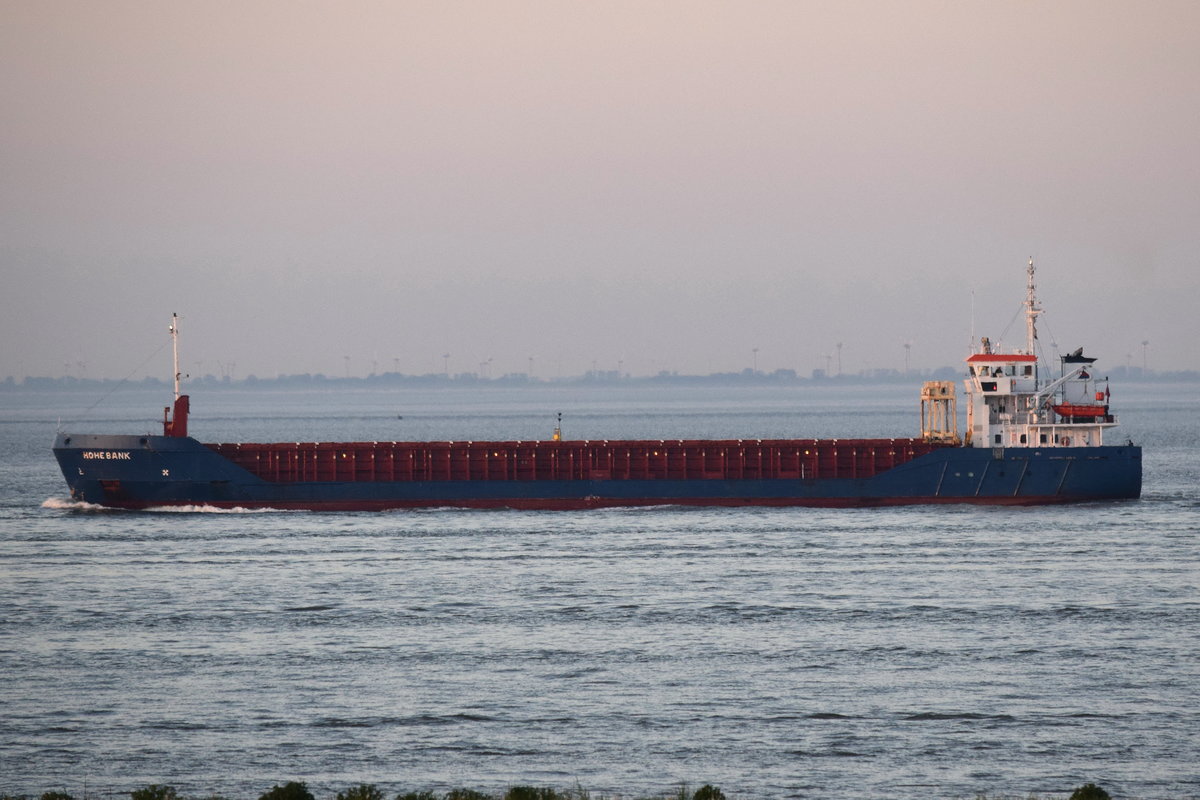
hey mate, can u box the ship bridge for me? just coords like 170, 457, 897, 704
960, 260, 1120, 449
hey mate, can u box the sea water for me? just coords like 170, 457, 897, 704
1, 382, 1197, 800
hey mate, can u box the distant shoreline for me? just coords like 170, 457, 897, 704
2, 367, 1192, 391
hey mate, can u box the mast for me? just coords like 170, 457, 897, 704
163, 313, 190, 437
1024, 257, 1041, 355
170, 313, 181, 401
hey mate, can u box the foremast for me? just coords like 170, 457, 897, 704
163, 313, 190, 437
963, 259, 1119, 449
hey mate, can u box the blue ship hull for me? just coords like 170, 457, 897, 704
52, 433, 1142, 510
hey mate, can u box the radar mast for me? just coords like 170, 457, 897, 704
1024, 257, 1041, 356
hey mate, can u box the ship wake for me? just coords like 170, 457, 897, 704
144, 504, 292, 514
42, 496, 112, 511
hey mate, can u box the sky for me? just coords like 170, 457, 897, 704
2, 0, 1198, 381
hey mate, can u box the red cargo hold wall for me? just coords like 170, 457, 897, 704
206, 439, 943, 484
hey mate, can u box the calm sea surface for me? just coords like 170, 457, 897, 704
1, 382, 1197, 799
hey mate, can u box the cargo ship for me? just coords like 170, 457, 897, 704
53, 262, 1141, 510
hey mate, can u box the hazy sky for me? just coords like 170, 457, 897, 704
3, 1, 1198, 381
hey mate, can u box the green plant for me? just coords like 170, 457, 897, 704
394, 793, 438, 800
40, 793, 74, 800
444, 791, 493, 800
692, 787, 725, 800
131, 786, 178, 800
337, 787, 384, 800
1068, 785, 1111, 800
259, 783, 315, 800
504, 789, 562, 800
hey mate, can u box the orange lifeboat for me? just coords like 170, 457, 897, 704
1053, 403, 1108, 418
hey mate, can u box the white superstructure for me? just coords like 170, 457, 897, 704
962, 259, 1118, 449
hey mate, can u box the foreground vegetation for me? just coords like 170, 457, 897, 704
1, 780, 1120, 800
